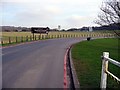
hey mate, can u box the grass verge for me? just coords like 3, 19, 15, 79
71, 38, 120, 88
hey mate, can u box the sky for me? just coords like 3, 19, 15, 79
1, 0, 103, 29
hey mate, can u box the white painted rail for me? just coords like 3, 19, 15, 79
100, 52, 120, 89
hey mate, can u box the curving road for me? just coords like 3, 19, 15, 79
2, 38, 86, 88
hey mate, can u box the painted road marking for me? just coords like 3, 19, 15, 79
64, 46, 71, 88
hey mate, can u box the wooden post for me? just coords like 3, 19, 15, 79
100, 52, 109, 89
50, 35, 52, 39
42, 35, 44, 39
47, 35, 48, 39
45, 35, 47, 39
68, 34, 70, 38
77, 34, 78, 37
103, 34, 105, 38
30, 36, 32, 41
16, 36, 17, 43
9, 37, 11, 44
59, 34, 61, 38
44, 35, 45, 39
47, 35, 49, 39
39, 35, 40, 40
73, 34, 75, 37
26, 36, 28, 42
21, 36, 23, 42
33, 33, 34, 40
25, 36, 27, 42
1, 39, 3, 45
35, 35, 36, 40
44, 35, 46, 39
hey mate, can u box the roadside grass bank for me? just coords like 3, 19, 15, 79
71, 38, 120, 88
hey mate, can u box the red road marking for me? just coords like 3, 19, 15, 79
64, 46, 71, 89
64, 51, 67, 88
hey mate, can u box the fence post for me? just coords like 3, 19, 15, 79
21, 36, 23, 42
39, 35, 40, 40
62, 34, 64, 38
30, 36, 31, 41
57, 35, 59, 38
60, 35, 61, 38
1, 39, 3, 45
47, 35, 48, 39
100, 52, 109, 89
51, 35, 52, 39
73, 34, 75, 37
9, 37, 11, 44
26, 36, 28, 42
33, 33, 34, 40
48, 35, 50, 39
16, 36, 17, 43
42, 35, 44, 39
45, 35, 46, 39
35, 35, 36, 40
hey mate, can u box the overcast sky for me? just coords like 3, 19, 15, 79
1, 0, 103, 29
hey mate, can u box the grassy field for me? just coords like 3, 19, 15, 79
1, 31, 115, 45
1, 31, 106, 37
71, 38, 120, 88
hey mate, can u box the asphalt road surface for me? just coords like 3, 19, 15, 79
2, 38, 86, 88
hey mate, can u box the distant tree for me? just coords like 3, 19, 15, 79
67, 28, 78, 31
95, 0, 120, 37
61, 29, 66, 31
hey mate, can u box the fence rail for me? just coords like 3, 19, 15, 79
100, 52, 120, 89
1, 33, 117, 45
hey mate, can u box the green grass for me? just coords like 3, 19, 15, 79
71, 38, 120, 88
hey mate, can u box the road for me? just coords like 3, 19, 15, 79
2, 38, 86, 88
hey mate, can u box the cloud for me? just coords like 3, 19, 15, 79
1, 0, 103, 29
66, 15, 82, 24
2, 1, 62, 27
66, 14, 97, 28
12, 7, 61, 27
15, 5, 61, 21
44, 6, 61, 14
1, 0, 38, 2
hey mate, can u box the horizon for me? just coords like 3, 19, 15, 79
1, 0, 103, 29
1, 25, 102, 29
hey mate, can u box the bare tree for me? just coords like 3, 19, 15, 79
95, 0, 120, 37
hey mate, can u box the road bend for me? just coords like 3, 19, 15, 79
2, 38, 85, 88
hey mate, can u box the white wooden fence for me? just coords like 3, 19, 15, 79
100, 52, 120, 88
